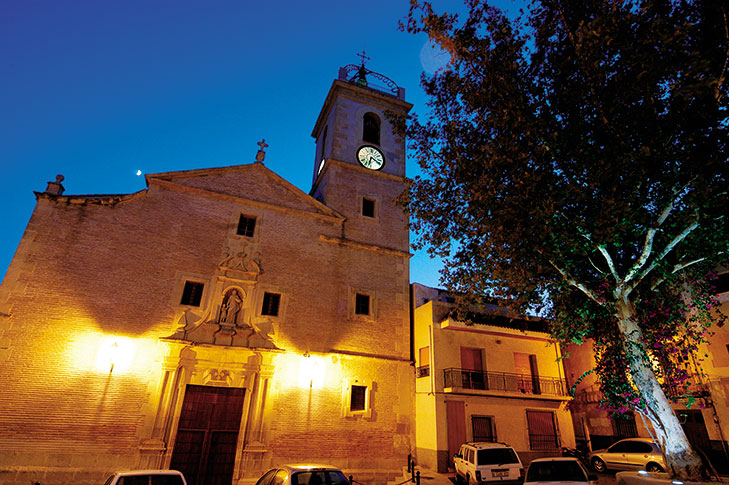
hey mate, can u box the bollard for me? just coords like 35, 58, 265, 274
349, 475, 353, 484
407, 453, 412, 473
416, 470, 420, 485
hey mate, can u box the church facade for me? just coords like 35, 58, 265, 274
0, 65, 413, 485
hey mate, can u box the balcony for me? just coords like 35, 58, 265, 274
664, 376, 711, 401
443, 368, 569, 397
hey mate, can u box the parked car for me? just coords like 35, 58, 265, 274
525, 457, 596, 485
588, 438, 666, 473
255, 464, 350, 485
454, 442, 525, 484
103, 470, 187, 485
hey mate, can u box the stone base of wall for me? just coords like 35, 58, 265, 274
414, 447, 451, 474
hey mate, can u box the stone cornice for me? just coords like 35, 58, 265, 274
319, 234, 411, 258
34, 190, 145, 205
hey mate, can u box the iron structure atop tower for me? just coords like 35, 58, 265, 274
338, 51, 405, 100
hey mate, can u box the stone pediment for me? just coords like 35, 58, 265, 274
164, 306, 279, 350
146, 163, 341, 220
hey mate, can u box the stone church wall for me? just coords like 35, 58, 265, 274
0, 165, 413, 484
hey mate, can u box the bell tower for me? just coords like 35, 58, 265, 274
310, 59, 413, 252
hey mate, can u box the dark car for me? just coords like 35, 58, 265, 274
525, 457, 596, 485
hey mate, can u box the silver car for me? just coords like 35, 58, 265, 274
588, 438, 666, 473
255, 464, 350, 485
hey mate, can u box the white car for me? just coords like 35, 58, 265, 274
103, 469, 187, 485
525, 457, 596, 485
255, 464, 350, 485
454, 442, 524, 484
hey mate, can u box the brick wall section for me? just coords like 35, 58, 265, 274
0, 161, 413, 483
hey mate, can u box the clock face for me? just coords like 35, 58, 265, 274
357, 146, 385, 170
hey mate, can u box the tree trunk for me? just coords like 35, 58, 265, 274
614, 297, 706, 481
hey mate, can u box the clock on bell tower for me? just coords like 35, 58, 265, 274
310, 59, 413, 252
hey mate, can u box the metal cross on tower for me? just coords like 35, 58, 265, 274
357, 49, 370, 67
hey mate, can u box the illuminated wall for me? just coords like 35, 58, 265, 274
0, 166, 413, 484
412, 286, 576, 472
0, 72, 414, 485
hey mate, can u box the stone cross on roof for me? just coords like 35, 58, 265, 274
255, 139, 269, 163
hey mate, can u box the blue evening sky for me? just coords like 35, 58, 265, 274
1, 1, 517, 289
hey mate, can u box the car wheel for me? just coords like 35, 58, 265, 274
646, 463, 664, 473
591, 457, 607, 473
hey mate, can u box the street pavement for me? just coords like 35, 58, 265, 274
415, 469, 618, 485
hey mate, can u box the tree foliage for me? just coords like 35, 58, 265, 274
401, 0, 728, 479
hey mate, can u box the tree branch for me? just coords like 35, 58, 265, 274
587, 255, 607, 276
628, 215, 700, 294
554, 0, 612, 129
624, 190, 679, 284
596, 245, 619, 281
548, 258, 604, 305
715, 6, 728, 103
650, 253, 725, 290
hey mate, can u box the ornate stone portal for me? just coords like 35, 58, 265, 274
147, 241, 281, 476
165, 242, 278, 349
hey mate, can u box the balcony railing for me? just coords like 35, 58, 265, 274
664, 377, 711, 400
443, 368, 569, 397
574, 376, 711, 403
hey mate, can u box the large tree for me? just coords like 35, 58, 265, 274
402, 0, 728, 479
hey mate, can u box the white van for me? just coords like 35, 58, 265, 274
103, 470, 187, 485
454, 442, 524, 484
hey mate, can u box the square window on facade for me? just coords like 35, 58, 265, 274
261, 292, 281, 316
237, 215, 256, 237
180, 281, 204, 307
417, 347, 430, 377
472, 415, 496, 442
611, 413, 638, 438
350, 385, 367, 411
362, 197, 376, 218
355, 293, 370, 315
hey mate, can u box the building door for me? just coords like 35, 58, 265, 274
446, 400, 466, 468
514, 353, 540, 394
461, 347, 485, 389
678, 410, 711, 452
170, 385, 246, 485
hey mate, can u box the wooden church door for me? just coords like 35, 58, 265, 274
170, 385, 246, 485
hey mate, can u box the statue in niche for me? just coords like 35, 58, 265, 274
219, 289, 244, 326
